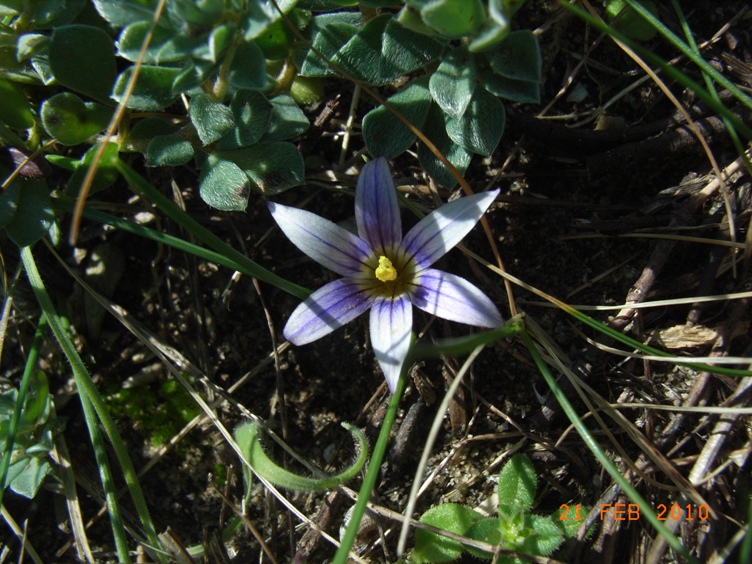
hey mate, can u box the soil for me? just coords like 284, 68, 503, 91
1, 1, 751, 563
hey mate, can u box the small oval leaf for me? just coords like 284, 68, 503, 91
113, 65, 181, 111
199, 155, 250, 211
41, 92, 113, 145
49, 24, 117, 102
190, 93, 235, 145
445, 88, 505, 156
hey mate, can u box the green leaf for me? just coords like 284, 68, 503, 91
16, 33, 48, 63
146, 135, 195, 166
66, 142, 120, 197
218, 90, 273, 150
299, 17, 360, 78
172, 59, 215, 94
362, 76, 431, 159
421, 0, 486, 38
235, 422, 367, 492
464, 517, 503, 559
469, 22, 509, 53
199, 154, 250, 211
92, 0, 159, 27
222, 142, 305, 195
445, 87, 505, 156
255, 16, 295, 60
169, 0, 223, 25
417, 103, 472, 189
49, 25, 117, 103
290, 75, 324, 105
117, 21, 199, 63
112, 65, 181, 110
0, 182, 20, 230
20, 371, 50, 427
483, 71, 540, 103
429, 48, 477, 119
521, 515, 564, 556
0, 79, 34, 129
8, 455, 52, 499
413, 503, 484, 563
228, 40, 267, 90
124, 116, 179, 152
4, 178, 53, 247
203, 24, 235, 63
41, 92, 112, 146
330, 14, 445, 85
497, 454, 537, 517
241, 0, 297, 41
21, 0, 87, 28
485, 30, 541, 83
412, 323, 521, 359
190, 93, 235, 145
260, 95, 309, 142
554, 505, 589, 538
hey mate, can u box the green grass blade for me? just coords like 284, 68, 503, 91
564, 306, 752, 378
624, 0, 752, 111
670, 0, 752, 169
558, 1, 752, 140
333, 337, 413, 564
519, 328, 698, 563
20, 246, 166, 562
115, 160, 310, 300
53, 199, 310, 294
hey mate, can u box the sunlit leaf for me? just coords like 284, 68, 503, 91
112, 65, 181, 110
41, 92, 112, 145
420, 0, 486, 38
218, 90, 273, 150
498, 453, 537, 516
190, 93, 235, 145
199, 154, 250, 211
228, 40, 267, 90
260, 95, 310, 142
413, 503, 483, 563
430, 47, 477, 119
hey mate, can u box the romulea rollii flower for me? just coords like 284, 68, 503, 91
268, 157, 503, 392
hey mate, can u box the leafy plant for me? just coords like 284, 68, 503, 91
0, 370, 58, 499
300, 0, 541, 187
412, 454, 586, 563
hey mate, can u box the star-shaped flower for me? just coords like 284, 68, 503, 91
268, 157, 502, 392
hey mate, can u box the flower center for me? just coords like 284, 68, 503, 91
374, 256, 398, 282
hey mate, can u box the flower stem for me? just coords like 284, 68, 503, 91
333, 340, 412, 563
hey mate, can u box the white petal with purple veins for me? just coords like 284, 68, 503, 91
355, 157, 402, 256
400, 189, 499, 270
269, 202, 372, 278
411, 268, 503, 328
284, 279, 373, 345
370, 295, 413, 393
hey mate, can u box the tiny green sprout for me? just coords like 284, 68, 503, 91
234, 421, 368, 495
412, 454, 589, 563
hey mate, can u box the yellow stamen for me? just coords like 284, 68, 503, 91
374, 256, 397, 282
